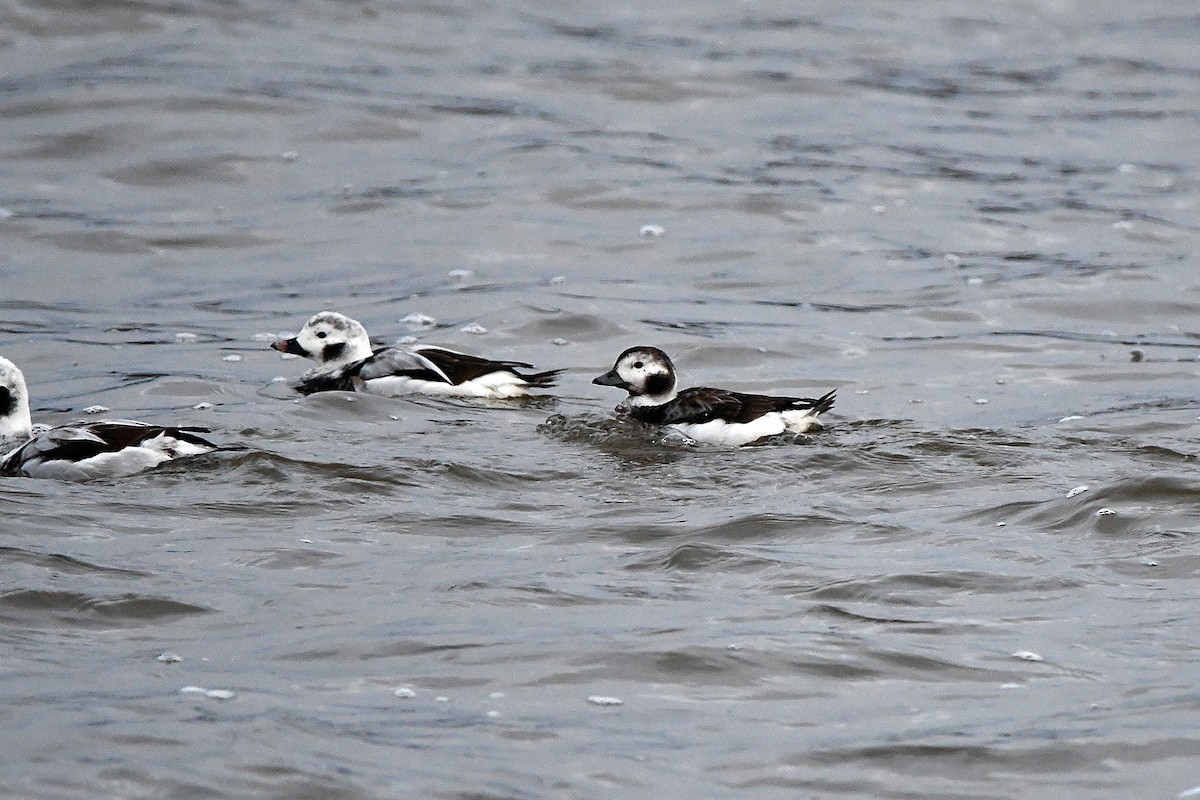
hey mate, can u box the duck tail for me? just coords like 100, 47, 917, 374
519, 368, 565, 389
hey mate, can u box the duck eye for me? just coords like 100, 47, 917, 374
633, 361, 643, 369
316, 331, 327, 339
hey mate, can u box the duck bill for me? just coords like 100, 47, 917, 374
592, 370, 628, 389
271, 337, 312, 357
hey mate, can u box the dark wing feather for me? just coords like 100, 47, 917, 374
413, 347, 562, 388
630, 387, 836, 425
414, 347, 534, 385
629, 387, 746, 425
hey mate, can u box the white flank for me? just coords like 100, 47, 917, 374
365, 370, 530, 399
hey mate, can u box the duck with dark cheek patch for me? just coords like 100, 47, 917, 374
594, 345, 836, 446
272, 311, 562, 399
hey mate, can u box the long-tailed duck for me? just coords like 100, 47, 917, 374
0, 356, 218, 480
593, 346, 836, 446
272, 311, 562, 398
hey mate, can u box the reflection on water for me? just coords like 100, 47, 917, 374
3, 1, 1200, 798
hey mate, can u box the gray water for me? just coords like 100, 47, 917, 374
3, 1, 1200, 797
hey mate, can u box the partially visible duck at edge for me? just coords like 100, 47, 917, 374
0, 356, 218, 480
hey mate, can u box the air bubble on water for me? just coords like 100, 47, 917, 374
944, 253, 961, 264
587, 695, 624, 706
1012, 651, 1044, 662
401, 313, 437, 330
156, 652, 182, 663
1143, 559, 1159, 567
179, 686, 206, 694
1059, 415, 1083, 422
460, 323, 488, 335
193, 402, 214, 410
394, 687, 416, 699
486, 710, 501, 718
397, 335, 418, 345
435, 696, 449, 703
222, 354, 243, 362
853, 390, 869, 395
174, 332, 199, 343
447, 268, 474, 281
639, 224, 665, 238
1067, 485, 1089, 498
552, 338, 568, 346
974, 398, 989, 405
280, 151, 299, 162
83, 405, 109, 414
1096, 508, 1117, 517
549, 275, 565, 284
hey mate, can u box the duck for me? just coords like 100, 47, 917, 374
272, 311, 562, 398
0, 356, 218, 480
593, 346, 835, 446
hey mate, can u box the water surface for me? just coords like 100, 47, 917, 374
3, 1, 1200, 798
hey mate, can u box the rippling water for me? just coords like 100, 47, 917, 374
4, 1, 1200, 797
